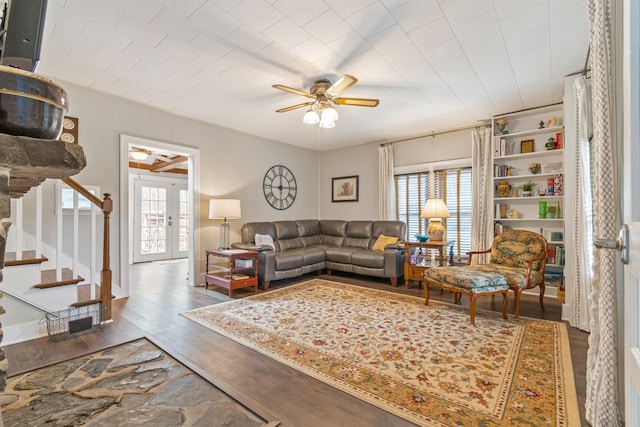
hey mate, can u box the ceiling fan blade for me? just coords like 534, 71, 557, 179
325, 74, 358, 98
272, 84, 315, 98
333, 97, 380, 107
275, 101, 315, 113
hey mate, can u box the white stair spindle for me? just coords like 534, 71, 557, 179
36, 185, 42, 258
56, 184, 62, 281
73, 190, 79, 280
15, 198, 22, 259
91, 202, 97, 299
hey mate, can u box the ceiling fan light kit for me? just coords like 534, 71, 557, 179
273, 74, 379, 129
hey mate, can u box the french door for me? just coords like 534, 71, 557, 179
133, 178, 189, 263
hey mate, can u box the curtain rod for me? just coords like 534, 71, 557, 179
381, 123, 490, 146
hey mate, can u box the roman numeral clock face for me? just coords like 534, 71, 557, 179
263, 165, 297, 210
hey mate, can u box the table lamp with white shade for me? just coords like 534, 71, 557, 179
420, 198, 450, 241
209, 198, 241, 249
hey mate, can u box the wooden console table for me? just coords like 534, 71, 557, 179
403, 240, 455, 288
205, 249, 259, 297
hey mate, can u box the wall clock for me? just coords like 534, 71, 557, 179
263, 165, 297, 210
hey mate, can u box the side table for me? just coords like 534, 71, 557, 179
205, 249, 259, 297
404, 240, 455, 288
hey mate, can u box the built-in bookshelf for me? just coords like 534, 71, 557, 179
491, 104, 566, 277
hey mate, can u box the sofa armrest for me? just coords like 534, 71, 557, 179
231, 242, 271, 252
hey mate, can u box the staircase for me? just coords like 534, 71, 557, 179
1, 177, 113, 345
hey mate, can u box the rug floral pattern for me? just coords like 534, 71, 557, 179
182, 279, 578, 426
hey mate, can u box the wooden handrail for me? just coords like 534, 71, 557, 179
61, 177, 113, 321
62, 177, 104, 209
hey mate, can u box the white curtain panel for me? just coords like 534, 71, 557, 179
569, 75, 594, 332
585, 0, 622, 424
470, 127, 492, 265
378, 143, 396, 221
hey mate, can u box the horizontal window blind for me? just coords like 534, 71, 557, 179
395, 167, 472, 260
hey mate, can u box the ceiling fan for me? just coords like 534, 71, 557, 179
272, 74, 380, 128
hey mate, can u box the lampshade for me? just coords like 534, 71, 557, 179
420, 198, 451, 219
319, 116, 335, 128
209, 198, 241, 220
420, 198, 450, 241
209, 199, 241, 249
321, 105, 338, 121
303, 109, 319, 124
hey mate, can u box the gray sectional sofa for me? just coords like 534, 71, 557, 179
232, 219, 407, 290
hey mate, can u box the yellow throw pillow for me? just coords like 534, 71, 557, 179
372, 234, 399, 252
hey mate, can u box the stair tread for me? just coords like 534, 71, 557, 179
34, 268, 85, 289
4, 251, 48, 266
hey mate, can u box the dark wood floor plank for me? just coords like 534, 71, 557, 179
2, 260, 587, 426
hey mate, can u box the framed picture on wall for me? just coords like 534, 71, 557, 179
332, 175, 359, 202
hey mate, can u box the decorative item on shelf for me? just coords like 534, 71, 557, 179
519, 180, 536, 197
209, 198, 242, 249
420, 198, 450, 241
498, 203, 508, 218
547, 205, 557, 218
553, 174, 564, 196
507, 209, 521, 219
495, 118, 509, 134
545, 137, 558, 150
538, 201, 547, 218
551, 231, 564, 241
539, 120, 545, 129
415, 234, 429, 242
556, 202, 562, 218
529, 162, 541, 174
547, 178, 555, 196
496, 181, 512, 198
538, 189, 547, 197
548, 117, 560, 127
520, 139, 534, 153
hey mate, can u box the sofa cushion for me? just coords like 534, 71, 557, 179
371, 221, 406, 242
274, 251, 304, 270
372, 234, 399, 252
298, 247, 326, 265
351, 249, 384, 268
274, 221, 302, 251
241, 222, 276, 244
343, 221, 373, 249
319, 220, 347, 246
325, 246, 357, 264
297, 220, 322, 247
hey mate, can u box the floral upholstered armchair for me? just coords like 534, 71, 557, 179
465, 230, 548, 317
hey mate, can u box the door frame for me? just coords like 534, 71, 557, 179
132, 176, 188, 263
119, 134, 200, 296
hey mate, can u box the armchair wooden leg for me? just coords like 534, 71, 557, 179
469, 294, 477, 325
390, 277, 397, 287
512, 288, 522, 318
539, 283, 546, 311
424, 283, 430, 305
501, 290, 508, 319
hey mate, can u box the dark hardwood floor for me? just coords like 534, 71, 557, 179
2, 260, 588, 426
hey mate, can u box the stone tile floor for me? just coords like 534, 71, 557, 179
0, 339, 267, 427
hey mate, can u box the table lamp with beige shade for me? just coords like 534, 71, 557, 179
420, 198, 450, 241
209, 198, 241, 249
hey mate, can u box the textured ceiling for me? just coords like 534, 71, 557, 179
29, 0, 589, 151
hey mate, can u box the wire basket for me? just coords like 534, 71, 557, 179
45, 304, 106, 341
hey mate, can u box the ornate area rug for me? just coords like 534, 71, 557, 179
181, 279, 579, 426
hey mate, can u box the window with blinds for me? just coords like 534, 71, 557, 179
395, 167, 472, 260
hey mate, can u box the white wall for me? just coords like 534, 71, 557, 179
46, 80, 319, 290
319, 129, 474, 220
